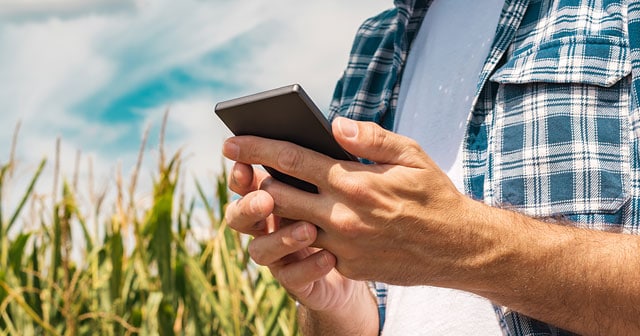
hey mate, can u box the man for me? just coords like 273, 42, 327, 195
222, 0, 640, 335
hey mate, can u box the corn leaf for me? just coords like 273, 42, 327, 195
8, 233, 30, 277
7, 158, 46, 234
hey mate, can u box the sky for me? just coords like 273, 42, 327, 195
0, 0, 391, 225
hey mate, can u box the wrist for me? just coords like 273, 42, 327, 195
455, 199, 574, 298
298, 281, 378, 336
451, 198, 533, 292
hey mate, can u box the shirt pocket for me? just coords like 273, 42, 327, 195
487, 35, 632, 224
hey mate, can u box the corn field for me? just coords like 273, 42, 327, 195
0, 119, 299, 335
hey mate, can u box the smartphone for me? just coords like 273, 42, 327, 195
214, 84, 358, 193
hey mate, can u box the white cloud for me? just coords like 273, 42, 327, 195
0, 0, 392, 229
0, 15, 126, 218
0, 16, 115, 122
0, 0, 137, 19
245, 0, 391, 108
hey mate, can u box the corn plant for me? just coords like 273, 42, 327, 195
0, 119, 299, 336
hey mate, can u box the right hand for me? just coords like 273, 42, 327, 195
224, 162, 372, 312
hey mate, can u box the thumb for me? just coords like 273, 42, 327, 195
332, 117, 428, 167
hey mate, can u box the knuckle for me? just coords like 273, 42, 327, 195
277, 147, 305, 173
336, 261, 363, 281
398, 138, 424, 163
405, 138, 421, 151
371, 124, 388, 148
327, 165, 369, 197
327, 167, 376, 201
276, 269, 294, 289
241, 140, 261, 162
335, 174, 369, 198
331, 209, 360, 240
406, 138, 423, 156
341, 223, 361, 241
326, 165, 346, 188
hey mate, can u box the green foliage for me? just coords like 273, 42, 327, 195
0, 130, 299, 335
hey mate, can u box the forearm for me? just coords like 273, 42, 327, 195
297, 281, 378, 336
465, 200, 640, 336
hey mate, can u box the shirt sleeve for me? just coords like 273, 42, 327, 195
368, 281, 388, 333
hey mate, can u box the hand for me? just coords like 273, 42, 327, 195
224, 117, 640, 336
223, 117, 492, 288
224, 162, 377, 316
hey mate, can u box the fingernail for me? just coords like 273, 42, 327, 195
231, 167, 241, 186
338, 117, 358, 138
317, 253, 329, 268
223, 140, 239, 160
259, 177, 273, 191
292, 224, 309, 242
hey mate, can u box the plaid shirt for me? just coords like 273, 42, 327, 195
328, 0, 640, 335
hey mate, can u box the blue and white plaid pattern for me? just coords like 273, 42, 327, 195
328, 0, 640, 335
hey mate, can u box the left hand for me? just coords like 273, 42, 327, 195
222, 117, 494, 287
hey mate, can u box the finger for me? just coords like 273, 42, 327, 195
228, 162, 254, 196
223, 136, 333, 190
248, 221, 317, 266
311, 226, 330, 251
271, 249, 336, 294
228, 162, 271, 196
332, 117, 429, 167
260, 177, 324, 224
224, 190, 275, 236
309, 225, 345, 262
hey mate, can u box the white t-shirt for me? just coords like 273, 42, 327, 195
385, 0, 505, 335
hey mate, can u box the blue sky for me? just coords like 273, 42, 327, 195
0, 0, 389, 202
